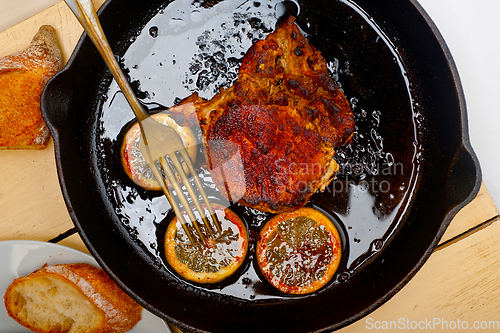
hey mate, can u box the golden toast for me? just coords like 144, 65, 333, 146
0, 25, 62, 149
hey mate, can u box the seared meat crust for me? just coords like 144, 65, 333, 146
171, 17, 354, 213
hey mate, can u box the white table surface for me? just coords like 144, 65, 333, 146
1, 0, 499, 206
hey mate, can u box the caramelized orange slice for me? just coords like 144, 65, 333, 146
164, 204, 248, 284
256, 207, 342, 294
121, 112, 198, 191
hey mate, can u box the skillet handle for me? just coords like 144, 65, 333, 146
40, 67, 75, 137
445, 143, 482, 214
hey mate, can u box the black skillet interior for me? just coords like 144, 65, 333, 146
41, 0, 481, 332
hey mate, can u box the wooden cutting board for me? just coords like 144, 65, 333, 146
1, 1, 499, 332
0, 0, 106, 60
0, 0, 105, 252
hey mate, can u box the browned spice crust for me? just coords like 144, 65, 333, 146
171, 17, 354, 213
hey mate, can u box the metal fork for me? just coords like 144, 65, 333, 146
65, 0, 221, 244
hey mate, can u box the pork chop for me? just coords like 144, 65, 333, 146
170, 16, 355, 213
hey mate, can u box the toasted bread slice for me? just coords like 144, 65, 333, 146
0, 25, 62, 149
4, 263, 142, 333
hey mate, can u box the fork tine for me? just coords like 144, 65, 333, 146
169, 150, 217, 238
143, 150, 198, 245
178, 148, 223, 234
159, 156, 206, 244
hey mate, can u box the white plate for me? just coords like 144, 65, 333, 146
0, 240, 171, 333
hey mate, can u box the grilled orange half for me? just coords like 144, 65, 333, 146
256, 207, 342, 294
165, 204, 248, 284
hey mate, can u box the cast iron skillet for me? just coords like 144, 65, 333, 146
41, 0, 481, 331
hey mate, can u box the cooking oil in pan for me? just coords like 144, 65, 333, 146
96, 0, 421, 300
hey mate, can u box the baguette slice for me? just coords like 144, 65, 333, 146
4, 263, 142, 333
0, 25, 62, 149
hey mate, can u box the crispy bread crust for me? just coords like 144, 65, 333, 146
0, 25, 62, 149
4, 263, 142, 333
